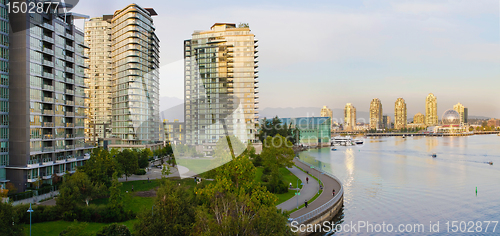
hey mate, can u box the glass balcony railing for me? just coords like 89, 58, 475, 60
65, 45, 74, 51
43, 122, 54, 127
43, 72, 54, 79
66, 67, 74, 73
66, 123, 74, 127
65, 145, 74, 150
43, 134, 53, 140
43, 84, 53, 90
42, 97, 54, 103
43, 146, 54, 152
42, 109, 54, 115
66, 100, 74, 105
65, 111, 74, 116
65, 89, 74, 95
42, 60, 54, 67
42, 35, 54, 43
42, 47, 53, 55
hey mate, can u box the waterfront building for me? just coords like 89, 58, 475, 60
84, 17, 112, 142
453, 103, 468, 126
369, 98, 383, 130
85, 4, 161, 150
164, 119, 185, 144
487, 118, 500, 127
413, 112, 425, 125
344, 103, 356, 131
425, 93, 438, 126
184, 23, 259, 153
383, 115, 392, 129
8, 7, 93, 191
394, 98, 407, 130
436, 109, 467, 133
320, 106, 333, 130
280, 117, 330, 146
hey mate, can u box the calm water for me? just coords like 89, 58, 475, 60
299, 135, 500, 235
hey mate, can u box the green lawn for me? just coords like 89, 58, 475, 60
23, 219, 138, 236
254, 167, 303, 205
175, 158, 214, 174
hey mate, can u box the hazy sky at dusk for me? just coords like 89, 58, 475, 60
72, 0, 500, 118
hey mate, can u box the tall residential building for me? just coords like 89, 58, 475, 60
344, 103, 356, 131
85, 4, 161, 149
0, 1, 8, 189
84, 17, 112, 142
394, 98, 407, 130
369, 98, 383, 130
413, 112, 425, 124
383, 115, 391, 129
453, 103, 468, 126
425, 93, 438, 126
8, 7, 93, 191
184, 23, 259, 152
164, 119, 185, 144
320, 105, 333, 130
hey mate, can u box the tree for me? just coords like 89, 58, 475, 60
108, 172, 123, 211
134, 179, 195, 236
0, 201, 24, 236
116, 149, 139, 181
139, 148, 153, 169
79, 148, 120, 187
260, 135, 295, 193
161, 164, 171, 177
96, 223, 132, 236
57, 171, 104, 209
5, 183, 17, 195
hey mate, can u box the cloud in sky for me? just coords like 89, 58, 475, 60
72, 0, 500, 118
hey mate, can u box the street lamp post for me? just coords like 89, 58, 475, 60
27, 203, 34, 236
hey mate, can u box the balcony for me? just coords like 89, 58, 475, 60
65, 144, 74, 150
43, 122, 54, 127
42, 60, 54, 67
56, 146, 65, 151
65, 45, 74, 51
65, 33, 75, 40
65, 89, 74, 95
42, 72, 54, 79
65, 67, 74, 73
43, 134, 54, 140
56, 158, 66, 163
42, 175, 52, 180
66, 78, 75, 84
66, 133, 74, 138
42, 35, 54, 43
65, 111, 74, 116
66, 123, 74, 127
42, 23, 54, 31
42, 84, 53, 91
42, 47, 54, 55
65, 56, 75, 63
42, 97, 54, 103
65, 100, 74, 105
42, 158, 53, 165
42, 146, 54, 152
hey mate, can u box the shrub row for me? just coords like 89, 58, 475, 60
13, 204, 135, 224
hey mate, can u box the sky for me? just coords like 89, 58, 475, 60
71, 0, 500, 118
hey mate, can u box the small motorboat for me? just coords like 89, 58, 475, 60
402, 135, 406, 138
431, 153, 437, 158
353, 139, 364, 145
331, 148, 337, 151
488, 161, 493, 165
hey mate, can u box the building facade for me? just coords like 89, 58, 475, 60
344, 103, 356, 131
394, 98, 407, 130
425, 93, 438, 126
8, 7, 93, 191
184, 23, 259, 152
85, 4, 161, 149
453, 102, 468, 126
383, 115, 391, 129
487, 118, 500, 127
164, 119, 185, 144
0, 0, 8, 189
320, 105, 333, 130
280, 117, 331, 146
413, 112, 425, 125
84, 17, 113, 143
369, 98, 383, 130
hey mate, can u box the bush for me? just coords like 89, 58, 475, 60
96, 223, 132, 236
135, 169, 146, 175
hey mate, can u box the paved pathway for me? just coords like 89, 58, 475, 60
277, 166, 319, 211
289, 158, 342, 219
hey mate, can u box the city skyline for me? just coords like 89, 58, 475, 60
69, 0, 500, 119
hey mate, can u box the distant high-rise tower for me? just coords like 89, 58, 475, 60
320, 106, 333, 130
425, 93, 438, 126
394, 98, 407, 130
344, 103, 356, 131
85, 4, 161, 148
184, 23, 259, 151
383, 115, 391, 129
453, 103, 468, 126
413, 113, 425, 125
369, 98, 383, 130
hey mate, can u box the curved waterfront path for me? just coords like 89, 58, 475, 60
277, 166, 319, 211
288, 158, 342, 220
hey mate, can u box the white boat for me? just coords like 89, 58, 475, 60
331, 136, 353, 146
353, 139, 364, 145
